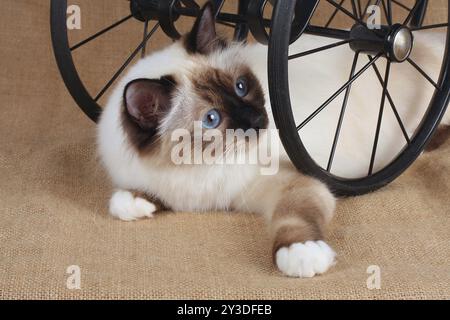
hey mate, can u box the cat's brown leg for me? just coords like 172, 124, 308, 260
233, 168, 337, 278
109, 189, 161, 221
271, 176, 336, 277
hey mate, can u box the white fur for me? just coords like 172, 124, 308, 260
276, 241, 336, 278
109, 190, 156, 221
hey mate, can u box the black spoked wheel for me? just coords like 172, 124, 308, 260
269, 0, 450, 196
50, 0, 248, 123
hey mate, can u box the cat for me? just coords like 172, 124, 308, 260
98, 2, 447, 278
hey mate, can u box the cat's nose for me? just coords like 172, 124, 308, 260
230, 106, 268, 131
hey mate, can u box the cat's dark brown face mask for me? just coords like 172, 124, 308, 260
121, 2, 267, 154
191, 62, 267, 132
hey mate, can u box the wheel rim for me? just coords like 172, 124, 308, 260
269, 0, 450, 195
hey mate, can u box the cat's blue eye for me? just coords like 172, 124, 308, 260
235, 77, 248, 97
202, 109, 222, 129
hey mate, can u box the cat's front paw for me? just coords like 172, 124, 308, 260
109, 190, 156, 221
275, 241, 336, 278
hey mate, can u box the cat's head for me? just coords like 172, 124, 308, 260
121, 2, 267, 164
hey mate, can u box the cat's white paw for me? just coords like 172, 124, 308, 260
109, 190, 156, 221
276, 240, 336, 278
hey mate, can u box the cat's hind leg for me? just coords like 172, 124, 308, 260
109, 190, 157, 221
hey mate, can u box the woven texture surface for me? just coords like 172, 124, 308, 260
0, 0, 449, 299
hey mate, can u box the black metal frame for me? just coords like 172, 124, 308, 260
268, 0, 450, 195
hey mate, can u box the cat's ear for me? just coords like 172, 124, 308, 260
186, 2, 222, 54
123, 78, 174, 130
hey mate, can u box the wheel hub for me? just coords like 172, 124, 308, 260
389, 25, 414, 62
349, 23, 414, 63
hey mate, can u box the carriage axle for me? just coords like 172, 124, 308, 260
349, 24, 414, 63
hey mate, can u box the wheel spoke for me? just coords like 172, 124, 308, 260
95, 23, 160, 102
387, 0, 393, 25
356, 0, 363, 18
403, 0, 421, 26
350, 0, 359, 18
327, 53, 360, 172
297, 53, 382, 131
391, 0, 411, 12
382, 0, 393, 25
217, 20, 236, 28
362, 0, 373, 20
369, 61, 391, 175
70, 14, 133, 51
141, 19, 149, 59
412, 23, 449, 31
325, 0, 365, 26
368, 56, 411, 144
325, 0, 346, 28
362, 0, 381, 22
406, 58, 440, 90
289, 39, 352, 60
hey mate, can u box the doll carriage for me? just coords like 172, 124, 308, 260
51, 0, 450, 196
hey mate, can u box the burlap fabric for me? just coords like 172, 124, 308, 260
0, 0, 449, 299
